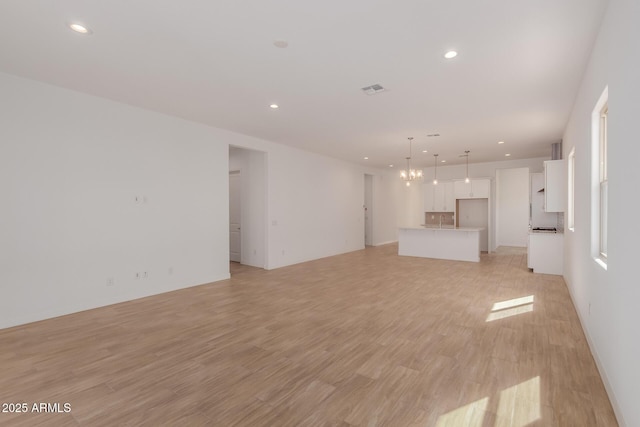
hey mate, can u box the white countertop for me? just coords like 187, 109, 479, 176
400, 226, 485, 232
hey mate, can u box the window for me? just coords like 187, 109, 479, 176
592, 86, 608, 268
568, 147, 575, 231
599, 105, 608, 258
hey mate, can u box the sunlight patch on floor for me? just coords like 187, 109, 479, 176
486, 295, 534, 322
492, 295, 534, 311
436, 376, 541, 427
497, 376, 541, 426
435, 397, 489, 427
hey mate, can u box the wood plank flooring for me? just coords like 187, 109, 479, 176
0, 245, 617, 426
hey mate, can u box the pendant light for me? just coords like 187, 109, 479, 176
433, 154, 439, 185
464, 150, 470, 183
400, 137, 423, 186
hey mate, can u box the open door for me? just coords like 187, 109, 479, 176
229, 170, 241, 262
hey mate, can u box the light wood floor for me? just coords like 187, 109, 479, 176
0, 245, 617, 426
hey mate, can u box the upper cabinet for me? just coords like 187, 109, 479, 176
424, 183, 436, 211
544, 160, 567, 212
443, 181, 455, 211
454, 178, 490, 199
424, 180, 454, 211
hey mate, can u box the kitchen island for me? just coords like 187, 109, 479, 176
398, 226, 484, 262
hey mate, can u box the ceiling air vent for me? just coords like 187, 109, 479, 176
361, 84, 386, 95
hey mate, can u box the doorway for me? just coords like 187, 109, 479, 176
496, 167, 530, 247
228, 146, 267, 272
229, 170, 241, 262
364, 174, 373, 246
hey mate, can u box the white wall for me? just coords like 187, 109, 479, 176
562, 0, 640, 425
496, 168, 530, 247
222, 133, 393, 269
458, 199, 489, 251
267, 145, 365, 268
371, 172, 403, 245
397, 181, 425, 228
0, 72, 402, 328
229, 140, 367, 269
0, 72, 230, 329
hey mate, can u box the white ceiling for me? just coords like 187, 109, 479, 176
0, 0, 608, 168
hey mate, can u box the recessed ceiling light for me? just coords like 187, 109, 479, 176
364, 157, 369, 160
269, 104, 279, 109
498, 141, 505, 144
441, 160, 446, 163
505, 153, 511, 157
69, 23, 92, 34
422, 150, 428, 153
273, 40, 288, 48
444, 50, 458, 59
389, 164, 394, 168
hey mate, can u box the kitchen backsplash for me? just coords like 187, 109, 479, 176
425, 212, 455, 226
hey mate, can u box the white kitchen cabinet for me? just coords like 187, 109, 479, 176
424, 183, 436, 211
528, 232, 564, 275
453, 180, 469, 199
424, 181, 454, 211
544, 160, 566, 212
454, 178, 490, 199
434, 183, 445, 210
443, 181, 455, 211
472, 179, 490, 198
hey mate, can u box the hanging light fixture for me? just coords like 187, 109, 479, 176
432, 154, 439, 184
400, 137, 423, 186
464, 150, 471, 183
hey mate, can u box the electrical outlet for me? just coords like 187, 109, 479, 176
107, 277, 114, 286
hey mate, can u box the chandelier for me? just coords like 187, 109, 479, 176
400, 137, 423, 186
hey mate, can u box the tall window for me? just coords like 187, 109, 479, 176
599, 105, 608, 258
592, 86, 608, 268
568, 147, 575, 231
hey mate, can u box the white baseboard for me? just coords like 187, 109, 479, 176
564, 275, 626, 427
373, 240, 398, 246
0, 273, 231, 330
